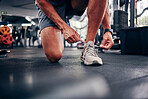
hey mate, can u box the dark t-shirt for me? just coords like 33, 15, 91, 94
35, 0, 66, 5
35, 0, 66, 9
49, 0, 65, 6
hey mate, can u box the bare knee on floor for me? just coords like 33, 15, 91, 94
45, 50, 63, 63
41, 26, 64, 63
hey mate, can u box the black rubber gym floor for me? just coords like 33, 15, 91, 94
0, 47, 148, 99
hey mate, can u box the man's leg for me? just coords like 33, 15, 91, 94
70, 0, 113, 65
100, 4, 114, 50
41, 26, 64, 62
71, 0, 111, 43
86, 0, 108, 43
70, 0, 109, 65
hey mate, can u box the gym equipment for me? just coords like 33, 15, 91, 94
0, 25, 10, 35
117, 0, 125, 7
0, 34, 13, 45
114, 10, 128, 32
119, 26, 148, 55
0, 23, 13, 49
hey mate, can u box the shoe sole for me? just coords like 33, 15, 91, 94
84, 60, 103, 66
81, 56, 103, 66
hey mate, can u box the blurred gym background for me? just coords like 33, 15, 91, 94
0, 0, 147, 51
0, 0, 148, 98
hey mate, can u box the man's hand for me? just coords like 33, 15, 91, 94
62, 25, 81, 44
100, 32, 114, 50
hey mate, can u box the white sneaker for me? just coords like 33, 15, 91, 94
81, 41, 103, 65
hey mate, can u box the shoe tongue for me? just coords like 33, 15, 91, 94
87, 41, 94, 45
86, 41, 94, 47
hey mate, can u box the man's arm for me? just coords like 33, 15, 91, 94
36, 0, 80, 43
36, 0, 66, 30
100, 3, 114, 49
102, 3, 111, 30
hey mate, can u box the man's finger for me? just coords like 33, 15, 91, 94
67, 39, 73, 44
64, 33, 69, 40
75, 32, 81, 41
107, 41, 114, 49
73, 34, 81, 42
80, 39, 85, 43
69, 38, 74, 43
75, 31, 80, 38
100, 39, 107, 48
67, 40, 71, 44
103, 41, 114, 49
71, 36, 77, 43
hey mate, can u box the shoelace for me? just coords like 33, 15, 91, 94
86, 44, 98, 57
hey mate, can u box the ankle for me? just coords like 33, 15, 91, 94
84, 41, 95, 48
85, 39, 95, 43
85, 40, 95, 43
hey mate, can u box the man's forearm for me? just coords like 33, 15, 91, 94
102, 3, 111, 30
36, 0, 67, 30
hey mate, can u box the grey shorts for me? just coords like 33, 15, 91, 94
36, 0, 85, 31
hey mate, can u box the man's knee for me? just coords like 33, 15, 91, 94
45, 50, 63, 63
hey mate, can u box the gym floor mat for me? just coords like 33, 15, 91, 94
0, 48, 148, 99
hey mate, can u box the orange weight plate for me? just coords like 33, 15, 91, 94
1, 34, 13, 45
0, 26, 10, 35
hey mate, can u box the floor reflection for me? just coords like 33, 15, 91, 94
9, 74, 14, 87
34, 75, 110, 99
25, 73, 33, 87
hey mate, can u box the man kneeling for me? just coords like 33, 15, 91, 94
35, 0, 114, 65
